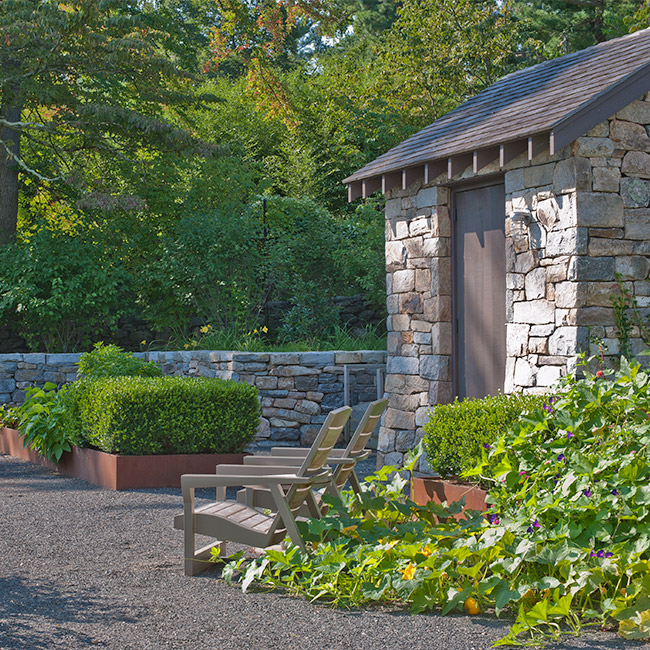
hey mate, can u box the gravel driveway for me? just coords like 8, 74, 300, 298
1, 454, 648, 650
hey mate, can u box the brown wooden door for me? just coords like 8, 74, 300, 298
453, 183, 506, 400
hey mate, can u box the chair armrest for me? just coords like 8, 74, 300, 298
244, 456, 303, 467
215, 464, 306, 476
181, 471, 321, 501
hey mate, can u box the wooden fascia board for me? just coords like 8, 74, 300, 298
550, 62, 650, 154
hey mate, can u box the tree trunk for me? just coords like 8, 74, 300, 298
0, 103, 22, 246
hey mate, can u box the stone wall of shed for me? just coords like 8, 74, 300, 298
379, 94, 650, 469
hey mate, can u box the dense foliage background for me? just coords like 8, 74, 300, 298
1, 0, 648, 350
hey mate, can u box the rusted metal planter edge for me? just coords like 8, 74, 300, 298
0, 427, 246, 490
411, 476, 488, 514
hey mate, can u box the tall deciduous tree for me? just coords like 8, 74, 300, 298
0, 0, 216, 245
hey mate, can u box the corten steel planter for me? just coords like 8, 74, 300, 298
411, 476, 488, 519
0, 427, 246, 490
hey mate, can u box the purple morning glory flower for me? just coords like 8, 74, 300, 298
533, 519, 541, 528
483, 443, 491, 450
567, 432, 574, 439
544, 403, 553, 414
583, 489, 592, 497
611, 489, 619, 496
489, 514, 499, 525
527, 526, 534, 534
519, 470, 527, 476
557, 453, 566, 462
605, 552, 613, 558
590, 551, 596, 557
597, 550, 605, 558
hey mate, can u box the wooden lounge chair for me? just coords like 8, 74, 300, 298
238, 398, 388, 514
173, 405, 351, 576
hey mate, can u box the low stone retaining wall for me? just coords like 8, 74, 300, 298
0, 350, 387, 449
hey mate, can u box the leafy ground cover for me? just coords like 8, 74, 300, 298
224, 356, 650, 646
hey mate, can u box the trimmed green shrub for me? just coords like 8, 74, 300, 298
78, 342, 162, 378
422, 392, 545, 480
64, 376, 259, 455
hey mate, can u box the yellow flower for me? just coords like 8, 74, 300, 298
401, 563, 416, 580
199, 325, 211, 334
261, 326, 268, 333
253, 328, 258, 334
184, 343, 189, 349
421, 545, 432, 557
341, 525, 358, 537
140, 339, 146, 346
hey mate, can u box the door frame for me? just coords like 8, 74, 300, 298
449, 175, 506, 399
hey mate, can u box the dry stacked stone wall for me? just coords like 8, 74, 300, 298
380, 92, 650, 470
0, 350, 386, 450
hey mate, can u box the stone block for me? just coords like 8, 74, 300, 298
294, 376, 318, 391
422, 237, 449, 257
621, 177, 650, 208
430, 258, 452, 295
270, 418, 299, 428
576, 192, 624, 227
549, 327, 576, 355
615, 256, 650, 280
586, 121, 609, 137
415, 269, 431, 293
546, 228, 587, 257
420, 355, 450, 381
592, 166, 620, 192
385, 373, 429, 394
386, 241, 407, 270
22, 353, 46, 365
45, 353, 80, 365
585, 282, 621, 307
524, 162, 555, 188
268, 353, 300, 365
0, 378, 16, 393
295, 399, 320, 415
257, 418, 271, 438
611, 119, 650, 150
568, 256, 615, 281
415, 406, 430, 427
576, 307, 615, 326
299, 351, 336, 366
424, 296, 451, 321
514, 358, 536, 387
271, 428, 300, 441
588, 238, 634, 256
385, 198, 402, 218
574, 137, 615, 157
377, 426, 396, 453
277, 377, 294, 390
416, 187, 440, 208
625, 209, 650, 239
410, 217, 431, 236
525, 267, 546, 300
622, 151, 650, 179
387, 355, 419, 375
428, 380, 453, 405
528, 337, 548, 354
413, 331, 431, 346
387, 314, 410, 332
553, 157, 591, 193
430, 322, 452, 354
514, 251, 536, 274
390, 393, 421, 411
617, 100, 650, 124
546, 261, 568, 283
273, 366, 319, 377
404, 236, 425, 258
399, 293, 423, 314
299, 425, 322, 446
395, 429, 416, 452
537, 365, 562, 387
507, 272, 525, 290
383, 451, 405, 467
505, 168, 525, 193
274, 398, 297, 409
14, 369, 39, 382
506, 323, 530, 356
513, 300, 554, 324
384, 407, 415, 430
392, 269, 415, 293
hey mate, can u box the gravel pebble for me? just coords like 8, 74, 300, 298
1, 454, 648, 650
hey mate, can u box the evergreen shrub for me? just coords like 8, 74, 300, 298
65, 376, 259, 455
422, 392, 544, 480
78, 342, 162, 378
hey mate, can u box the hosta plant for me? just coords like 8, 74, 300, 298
223, 356, 650, 646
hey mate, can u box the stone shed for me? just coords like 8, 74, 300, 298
343, 28, 650, 468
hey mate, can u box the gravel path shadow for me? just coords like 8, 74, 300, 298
1, 454, 648, 650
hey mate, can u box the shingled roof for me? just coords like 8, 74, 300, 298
344, 27, 650, 200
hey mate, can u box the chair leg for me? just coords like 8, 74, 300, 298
185, 541, 226, 576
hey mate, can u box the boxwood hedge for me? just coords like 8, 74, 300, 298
422, 392, 545, 481
64, 376, 259, 455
